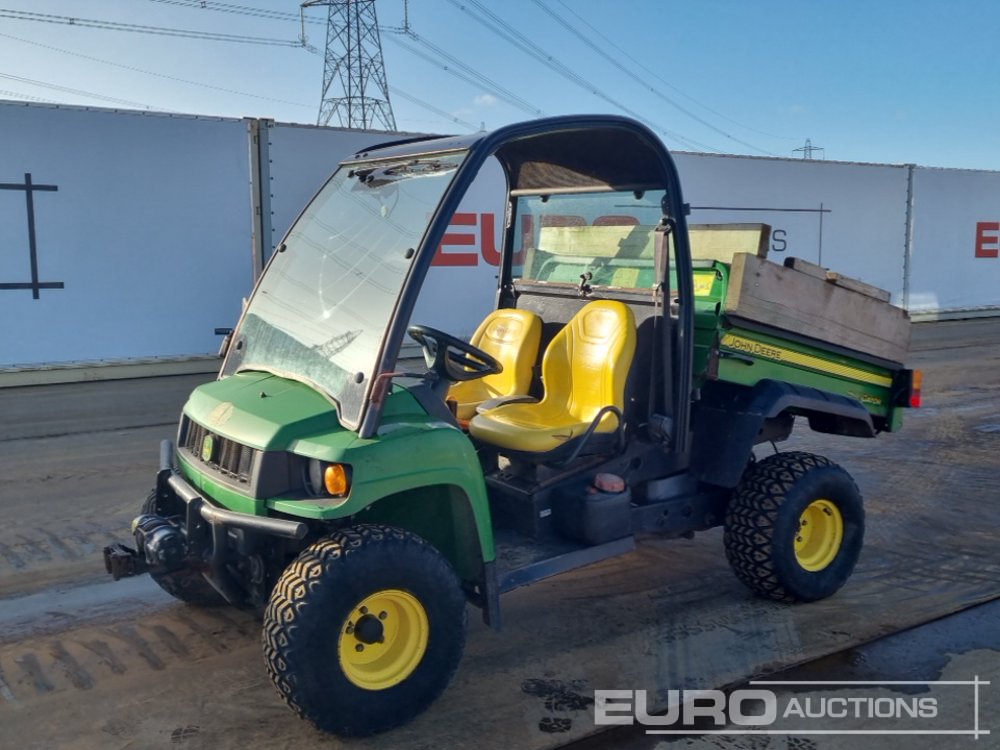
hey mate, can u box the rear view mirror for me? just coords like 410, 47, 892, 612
215, 327, 234, 358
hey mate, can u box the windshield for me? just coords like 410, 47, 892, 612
222, 150, 467, 428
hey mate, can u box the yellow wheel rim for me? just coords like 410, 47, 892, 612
339, 589, 429, 691
794, 499, 844, 572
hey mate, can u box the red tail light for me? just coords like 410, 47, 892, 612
909, 369, 922, 408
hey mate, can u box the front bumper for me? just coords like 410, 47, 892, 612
157, 440, 308, 541
104, 440, 308, 603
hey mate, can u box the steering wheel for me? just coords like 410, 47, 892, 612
407, 325, 503, 382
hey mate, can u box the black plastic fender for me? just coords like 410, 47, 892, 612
690, 379, 875, 488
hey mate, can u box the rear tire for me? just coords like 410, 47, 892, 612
262, 523, 467, 737
141, 490, 224, 606
724, 451, 864, 602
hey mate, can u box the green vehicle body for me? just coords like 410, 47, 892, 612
104, 114, 919, 736
179, 344, 898, 586
180, 375, 495, 581
173, 255, 908, 594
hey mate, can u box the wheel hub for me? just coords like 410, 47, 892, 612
353, 613, 384, 645
339, 589, 429, 691
794, 498, 844, 572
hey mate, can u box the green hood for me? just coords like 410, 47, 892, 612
184, 372, 350, 452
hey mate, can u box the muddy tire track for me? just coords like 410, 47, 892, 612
0, 521, 133, 569
0, 605, 259, 704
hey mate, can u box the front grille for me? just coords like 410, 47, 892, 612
182, 418, 256, 485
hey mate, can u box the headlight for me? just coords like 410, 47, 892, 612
306, 460, 352, 498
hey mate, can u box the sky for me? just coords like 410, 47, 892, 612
1, 0, 998, 170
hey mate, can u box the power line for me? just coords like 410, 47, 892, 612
0, 8, 303, 47
386, 33, 543, 117
400, 31, 544, 115
143, 0, 544, 128
388, 86, 477, 131
300, 44, 479, 132
553, 0, 795, 143
148, 0, 406, 36
530, 0, 775, 156
149, 0, 692, 145
0, 88, 60, 104
145, 0, 404, 36
125, 0, 774, 151
143, 0, 779, 151
0, 1, 480, 131
446, 0, 720, 152
0, 31, 313, 109
0, 71, 161, 109
1, 0, 741, 148
143, 1, 482, 131
147, 0, 318, 24
146, 0, 495, 129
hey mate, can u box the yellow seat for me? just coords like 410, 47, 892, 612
447, 309, 542, 421
469, 300, 636, 454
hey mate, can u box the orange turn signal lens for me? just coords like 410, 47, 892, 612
323, 463, 351, 496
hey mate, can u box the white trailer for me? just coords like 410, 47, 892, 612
3, 100, 999, 381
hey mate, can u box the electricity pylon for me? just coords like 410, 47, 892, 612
793, 138, 825, 159
302, 0, 396, 130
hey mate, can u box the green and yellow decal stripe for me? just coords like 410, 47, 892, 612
693, 272, 716, 296
719, 333, 893, 388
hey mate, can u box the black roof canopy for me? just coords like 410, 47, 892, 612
345, 115, 674, 195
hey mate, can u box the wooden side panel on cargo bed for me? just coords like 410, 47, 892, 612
724, 253, 911, 364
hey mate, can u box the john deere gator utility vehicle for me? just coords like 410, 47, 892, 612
104, 115, 920, 736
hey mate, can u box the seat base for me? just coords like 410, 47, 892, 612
448, 378, 502, 420
469, 401, 620, 454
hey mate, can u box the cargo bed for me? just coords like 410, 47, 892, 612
689, 225, 911, 426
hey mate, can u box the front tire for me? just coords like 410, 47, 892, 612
724, 451, 864, 602
262, 524, 467, 737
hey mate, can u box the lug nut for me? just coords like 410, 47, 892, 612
379, 611, 388, 620
360, 606, 368, 614
355, 644, 364, 652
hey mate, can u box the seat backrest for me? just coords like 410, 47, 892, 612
470, 308, 542, 397
540, 300, 636, 421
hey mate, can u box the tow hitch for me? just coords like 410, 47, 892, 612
103, 543, 149, 580
104, 513, 188, 581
